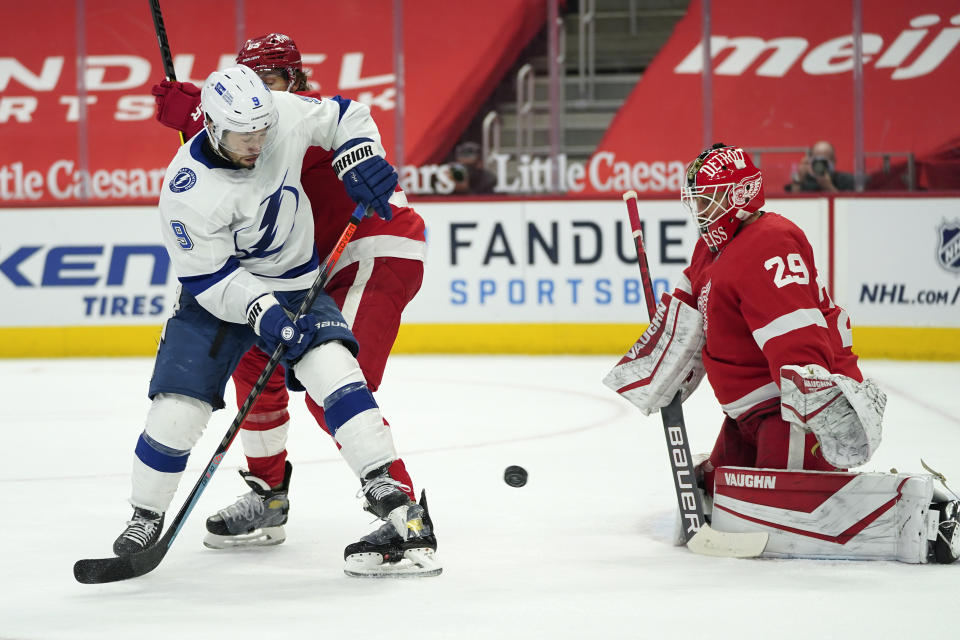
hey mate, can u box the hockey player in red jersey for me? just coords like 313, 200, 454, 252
675, 143, 860, 483
606, 143, 958, 563
151, 34, 434, 576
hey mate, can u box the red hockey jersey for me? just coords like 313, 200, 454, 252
672, 212, 861, 419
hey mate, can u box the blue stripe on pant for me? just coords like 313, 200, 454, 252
323, 382, 378, 437
134, 431, 190, 473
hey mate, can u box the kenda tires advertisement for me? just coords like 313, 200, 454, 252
0, 207, 177, 327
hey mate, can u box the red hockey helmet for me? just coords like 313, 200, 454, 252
680, 143, 764, 253
236, 33, 302, 90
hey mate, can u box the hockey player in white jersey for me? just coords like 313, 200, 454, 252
109, 66, 439, 577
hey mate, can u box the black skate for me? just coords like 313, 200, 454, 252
345, 479, 442, 578
204, 461, 291, 549
358, 462, 414, 520
113, 507, 164, 556
930, 500, 960, 564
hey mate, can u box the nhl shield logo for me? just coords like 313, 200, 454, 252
937, 220, 960, 273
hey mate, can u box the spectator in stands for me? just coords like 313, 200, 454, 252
449, 141, 497, 194
785, 141, 856, 193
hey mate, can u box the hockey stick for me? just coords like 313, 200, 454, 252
622, 191, 767, 558
148, 0, 186, 145
73, 204, 369, 584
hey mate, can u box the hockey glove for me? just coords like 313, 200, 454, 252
246, 294, 317, 361
151, 80, 202, 133
603, 293, 706, 415
333, 138, 397, 221
780, 364, 886, 468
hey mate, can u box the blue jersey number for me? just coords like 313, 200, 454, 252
170, 221, 194, 250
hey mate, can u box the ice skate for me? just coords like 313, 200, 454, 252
204, 461, 291, 549
345, 469, 442, 578
113, 507, 164, 556
930, 500, 960, 564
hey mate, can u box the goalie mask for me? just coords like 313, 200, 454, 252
680, 143, 764, 253
201, 65, 278, 165
236, 33, 303, 91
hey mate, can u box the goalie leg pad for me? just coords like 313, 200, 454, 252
603, 293, 706, 415
710, 467, 938, 563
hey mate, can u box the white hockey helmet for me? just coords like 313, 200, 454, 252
200, 65, 278, 160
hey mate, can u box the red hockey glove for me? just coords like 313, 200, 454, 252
151, 80, 203, 134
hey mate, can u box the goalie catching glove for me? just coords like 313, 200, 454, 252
780, 364, 886, 468
603, 293, 706, 415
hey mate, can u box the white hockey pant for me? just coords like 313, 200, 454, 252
293, 341, 396, 478
711, 467, 941, 563
130, 393, 212, 514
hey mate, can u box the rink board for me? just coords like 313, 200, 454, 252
0, 197, 957, 359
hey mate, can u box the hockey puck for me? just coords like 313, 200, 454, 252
504, 465, 528, 487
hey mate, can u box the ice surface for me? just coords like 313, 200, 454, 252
1, 356, 957, 639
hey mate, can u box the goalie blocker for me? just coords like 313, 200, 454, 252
710, 466, 960, 564
603, 293, 706, 415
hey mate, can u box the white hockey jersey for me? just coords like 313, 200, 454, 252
157, 91, 384, 324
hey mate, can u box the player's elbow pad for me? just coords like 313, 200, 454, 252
603, 293, 706, 415
780, 364, 886, 468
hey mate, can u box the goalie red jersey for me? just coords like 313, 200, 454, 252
603, 144, 960, 565
672, 211, 861, 419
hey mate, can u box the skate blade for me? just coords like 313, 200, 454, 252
344, 548, 442, 578
203, 525, 286, 550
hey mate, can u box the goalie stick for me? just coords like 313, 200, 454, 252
148, 0, 186, 145
73, 205, 369, 584
621, 191, 767, 558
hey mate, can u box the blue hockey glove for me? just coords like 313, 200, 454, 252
246, 294, 317, 361
332, 138, 397, 221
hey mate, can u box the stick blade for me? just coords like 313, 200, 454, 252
73, 545, 166, 584
686, 524, 768, 558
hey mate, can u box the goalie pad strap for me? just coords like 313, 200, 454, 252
602, 293, 705, 416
